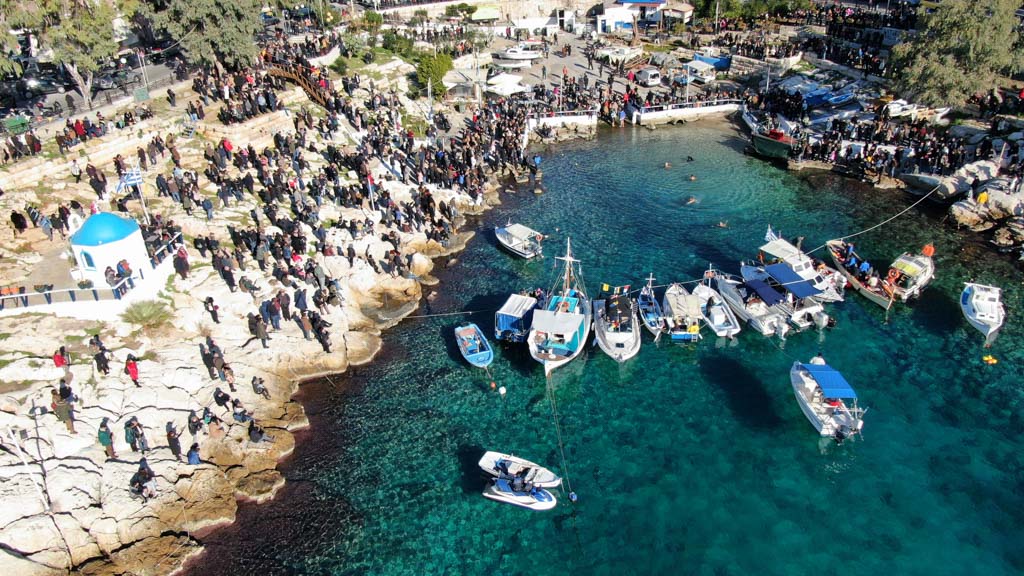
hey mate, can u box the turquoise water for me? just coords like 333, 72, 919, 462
190, 121, 1024, 575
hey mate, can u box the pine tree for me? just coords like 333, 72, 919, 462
892, 0, 1024, 107
150, 0, 263, 70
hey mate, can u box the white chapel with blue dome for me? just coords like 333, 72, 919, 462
69, 212, 151, 287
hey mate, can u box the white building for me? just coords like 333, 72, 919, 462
595, 0, 693, 34
69, 212, 151, 288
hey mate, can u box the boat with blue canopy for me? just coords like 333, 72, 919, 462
528, 238, 592, 375
740, 262, 830, 331
494, 293, 540, 343
455, 323, 493, 368
790, 356, 865, 441
714, 272, 790, 338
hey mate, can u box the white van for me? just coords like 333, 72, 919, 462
635, 67, 662, 87
685, 60, 716, 84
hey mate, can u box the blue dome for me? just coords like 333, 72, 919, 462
71, 213, 141, 247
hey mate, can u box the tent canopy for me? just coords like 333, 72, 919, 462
764, 263, 821, 299
745, 279, 784, 306
760, 238, 803, 262
802, 363, 858, 399
471, 6, 501, 21
531, 309, 583, 335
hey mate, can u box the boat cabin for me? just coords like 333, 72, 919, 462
532, 296, 584, 358
495, 294, 539, 343
684, 60, 716, 84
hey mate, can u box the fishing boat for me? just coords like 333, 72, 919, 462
661, 283, 703, 342
887, 247, 936, 301
827, 240, 935, 307
790, 356, 865, 441
750, 128, 797, 160
960, 283, 1005, 347
636, 274, 665, 336
495, 222, 544, 259
454, 323, 493, 368
528, 238, 592, 375
492, 59, 531, 70
478, 451, 562, 488
482, 477, 557, 511
593, 291, 642, 362
738, 262, 830, 330
691, 280, 741, 338
757, 230, 845, 302
494, 293, 540, 343
713, 272, 790, 338
826, 91, 856, 108
825, 240, 895, 310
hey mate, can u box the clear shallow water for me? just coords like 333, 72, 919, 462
188, 121, 1024, 576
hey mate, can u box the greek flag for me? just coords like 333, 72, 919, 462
765, 225, 779, 242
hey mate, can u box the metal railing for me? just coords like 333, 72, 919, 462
0, 232, 181, 312
635, 98, 744, 114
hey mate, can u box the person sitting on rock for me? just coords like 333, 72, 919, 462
187, 443, 201, 465
231, 398, 253, 423
252, 376, 271, 400
247, 420, 273, 444
213, 387, 231, 414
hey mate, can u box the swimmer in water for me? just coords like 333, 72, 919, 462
686, 196, 698, 205
687, 156, 694, 162
664, 162, 672, 169
718, 221, 729, 228
689, 175, 697, 181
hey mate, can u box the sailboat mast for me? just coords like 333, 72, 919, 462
562, 238, 573, 295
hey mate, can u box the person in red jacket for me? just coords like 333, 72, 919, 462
125, 354, 140, 387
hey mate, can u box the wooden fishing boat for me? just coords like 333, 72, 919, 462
455, 323, 494, 368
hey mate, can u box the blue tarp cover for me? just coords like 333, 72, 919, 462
693, 53, 732, 71
764, 263, 822, 299
803, 363, 858, 399
745, 279, 784, 306
495, 294, 537, 332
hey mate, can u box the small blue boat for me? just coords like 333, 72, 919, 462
495, 293, 540, 343
455, 323, 494, 368
826, 92, 855, 108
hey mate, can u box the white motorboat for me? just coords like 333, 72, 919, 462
662, 283, 703, 342
790, 356, 865, 441
478, 451, 562, 489
482, 477, 558, 511
496, 222, 544, 259
492, 59, 531, 70
758, 232, 845, 302
739, 261, 831, 331
713, 272, 790, 338
528, 238, 592, 375
497, 41, 544, 61
636, 274, 665, 336
886, 246, 936, 301
593, 293, 642, 362
692, 281, 741, 338
961, 283, 1005, 346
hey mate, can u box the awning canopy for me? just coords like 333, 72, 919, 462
471, 6, 501, 21
487, 72, 523, 85
745, 279, 784, 306
497, 294, 537, 319
802, 364, 857, 399
760, 238, 803, 262
531, 309, 584, 335
501, 223, 540, 240
486, 82, 527, 96
764, 263, 821, 299
891, 255, 924, 277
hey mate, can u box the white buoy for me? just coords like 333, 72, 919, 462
498, 386, 507, 397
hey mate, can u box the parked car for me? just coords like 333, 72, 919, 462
93, 69, 141, 93
18, 61, 76, 96
144, 38, 182, 63
635, 67, 662, 87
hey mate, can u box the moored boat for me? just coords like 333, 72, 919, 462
825, 240, 895, 310
478, 451, 562, 489
662, 283, 703, 342
960, 283, 1005, 347
455, 323, 493, 368
790, 356, 865, 441
637, 274, 665, 336
494, 293, 540, 343
713, 272, 790, 338
528, 238, 592, 375
759, 230, 844, 302
751, 128, 797, 160
482, 477, 558, 511
691, 279, 741, 338
497, 41, 544, 60
496, 222, 544, 259
738, 262, 830, 331
593, 290, 642, 362
827, 240, 935, 306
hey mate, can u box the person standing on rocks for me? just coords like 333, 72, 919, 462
199, 343, 217, 379
213, 387, 231, 415
166, 422, 183, 462
98, 417, 116, 459
255, 316, 270, 349
187, 410, 203, 439
173, 245, 190, 279
52, 346, 70, 373
70, 159, 82, 183
297, 310, 313, 341
204, 297, 220, 323
94, 349, 111, 376
51, 389, 76, 434
125, 417, 149, 453
124, 354, 140, 387
187, 443, 201, 465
